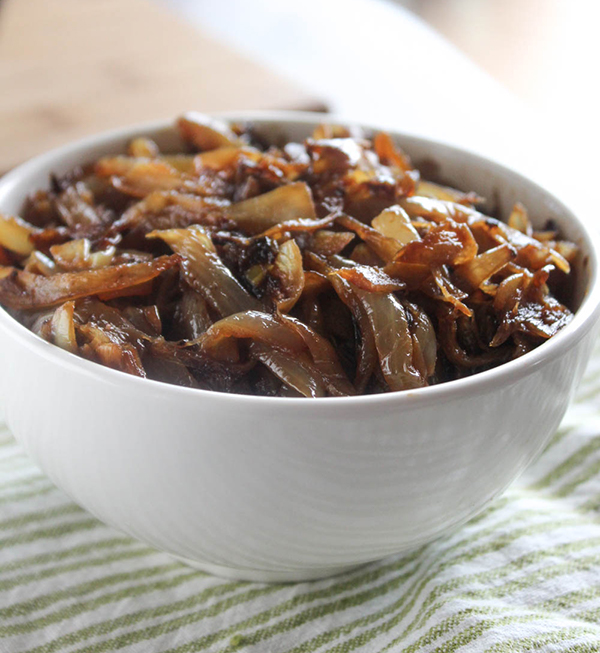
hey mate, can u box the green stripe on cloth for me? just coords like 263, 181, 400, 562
24, 506, 582, 652
0, 517, 102, 549
32, 555, 417, 643
0, 484, 56, 506
0, 562, 185, 619
0, 334, 598, 653
529, 437, 600, 491
0, 537, 134, 574
275, 537, 600, 653
0, 545, 160, 593
0, 504, 85, 531
485, 627, 600, 653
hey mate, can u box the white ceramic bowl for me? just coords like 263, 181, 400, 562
1, 113, 599, 582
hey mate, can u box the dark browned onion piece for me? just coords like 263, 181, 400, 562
490, 267, 573, 346
112, 191, 229, 234
258, 216, 335, 241
193, 310, 354, 397
147, 226, 260, 317
54, 184, 106, 231
0, 255, 179, 310
437, 304, 505, 370
174, 289, 213, 339
78, 321, 146, 377
95, 157, 227, 199
395, 220, 478, 267
329, 271, 429, 391
250, 343, 326, 397
336, 213, 402, 263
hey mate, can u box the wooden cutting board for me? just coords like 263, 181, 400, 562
0, 0, 326, 172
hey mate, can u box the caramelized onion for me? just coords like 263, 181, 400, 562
371, 205, 420, 246
0, 115, 576, 396
0, 214, 38, 256
329, 272, 428, 391
51, 301, 77, 353
147, 226, 260, 317
271, 239, 305, 313
177, 112, 242, 150
0, 255, 178, 310
336, 213, 403, 263
395, 220, 478, 267
195, 310, 353, 397
225, 182, 317, 235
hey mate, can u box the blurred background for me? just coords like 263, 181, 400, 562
1, 0, 598, 200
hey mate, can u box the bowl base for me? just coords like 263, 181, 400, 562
171, 554, 363, 583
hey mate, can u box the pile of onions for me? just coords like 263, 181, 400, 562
0, 114, 577, 397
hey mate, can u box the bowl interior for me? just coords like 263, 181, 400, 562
0, 112, 597, 401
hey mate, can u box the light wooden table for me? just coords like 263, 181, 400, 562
0, 0, 326, 172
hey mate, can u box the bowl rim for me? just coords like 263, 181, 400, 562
0, 110, 599, 410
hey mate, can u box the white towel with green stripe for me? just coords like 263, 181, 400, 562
1, 336, 600, 653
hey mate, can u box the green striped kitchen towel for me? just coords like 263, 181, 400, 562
1, 335, 599, 653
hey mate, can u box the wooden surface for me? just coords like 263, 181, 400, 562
0, 0, 325, 172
